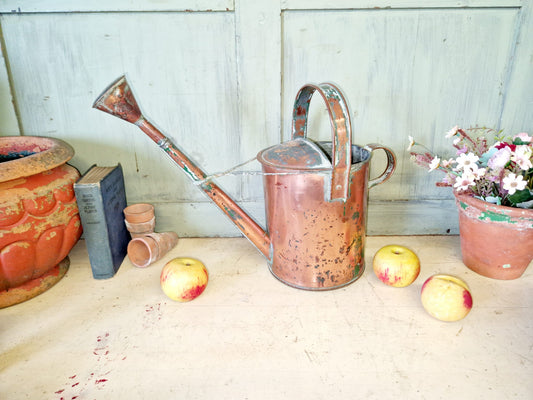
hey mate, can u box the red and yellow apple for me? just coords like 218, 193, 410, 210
160, 257, 208, 302
372, 245, 420, 287
421, 274, 473, 321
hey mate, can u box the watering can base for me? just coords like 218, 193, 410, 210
267, 263, 365, 291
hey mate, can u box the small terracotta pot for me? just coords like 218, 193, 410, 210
123, 203, 155, 223
127, 232, 179, 268
454, 191, 533, 280
125, 217, 156, 238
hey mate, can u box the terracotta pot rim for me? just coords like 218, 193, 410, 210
453, 190, 533, 218
0, 136, 74, 182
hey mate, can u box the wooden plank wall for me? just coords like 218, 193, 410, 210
0, 0, 531, 236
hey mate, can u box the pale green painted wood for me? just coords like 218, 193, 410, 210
0, 0, 233, 12
0, 1, 530, 236
0, 45, 19, 134
282, 0, 523, 9
1, 11, 241, 206
282, 8, 525, 203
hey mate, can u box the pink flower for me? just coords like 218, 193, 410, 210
487, 146, 512, 170
453, 172, 475, 192
511, 145, 533, 171
441, 158, 455, 168
513, 132, 532, 143
502, 173, 527, 195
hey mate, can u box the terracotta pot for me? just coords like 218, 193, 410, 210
124, 217, 156, 238
0, 136, 82, 307
123, 203, 155, 223
127, 232, 178, 268
454, 191, 533, 280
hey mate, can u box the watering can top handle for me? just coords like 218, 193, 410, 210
291, 83, 352, 201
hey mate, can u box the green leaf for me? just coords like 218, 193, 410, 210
508, 189, 533, 206
512, 138, 530, 146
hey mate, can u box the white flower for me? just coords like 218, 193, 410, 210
470, 166, 486, 180
455, 152, 479, 171
407, 135, 415, 151
453, 172, 476, 192
428, 156, 440, 172
446, 126, 459, 138
453, 137, 461, 145
487, 146, 512, 170
502, 173, 527, 195
511, 145, 533, 171
513, 132, 532, 143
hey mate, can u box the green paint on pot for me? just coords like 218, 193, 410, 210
460, 202, 468, 210
478, 210, 514, 224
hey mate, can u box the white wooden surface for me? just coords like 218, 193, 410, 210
1, 236, 532, 399
0, 0, 531, 235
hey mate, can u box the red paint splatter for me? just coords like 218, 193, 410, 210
55, 389, 65, 394
72, 382, 79, 387
95, 378, 108, 384
463, 289, 473, 309
69, 375, 77, 379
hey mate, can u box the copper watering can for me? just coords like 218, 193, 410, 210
93, 76, 396, 290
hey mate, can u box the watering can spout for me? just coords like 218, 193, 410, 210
92, 76, 271, 259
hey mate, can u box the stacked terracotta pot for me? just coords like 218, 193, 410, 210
123, 203, 178, 268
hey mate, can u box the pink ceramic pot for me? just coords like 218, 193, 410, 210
454, 191, 533, 280
0, 136, 82, 307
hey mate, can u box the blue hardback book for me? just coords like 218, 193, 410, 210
74, 164, 129, 279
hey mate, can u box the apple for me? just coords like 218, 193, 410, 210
372, 245, 420, 287
421, 274, 473, 322
160, 257, 208, 302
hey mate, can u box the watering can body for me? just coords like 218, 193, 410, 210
93, 77, 396, 290
259, 143, 370, 289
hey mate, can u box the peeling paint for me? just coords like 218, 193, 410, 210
479, 210, 514, 224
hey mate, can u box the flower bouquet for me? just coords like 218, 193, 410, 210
408, 126, 533, 280
408, 126, 532, 208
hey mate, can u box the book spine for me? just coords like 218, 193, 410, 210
100, 165, 129, 272
74, 183, 115, 279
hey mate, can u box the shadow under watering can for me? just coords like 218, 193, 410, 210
93, 76, 396, 290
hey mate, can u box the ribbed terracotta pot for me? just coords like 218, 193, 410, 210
0, 136, 83, 307
454, 191, 533, 280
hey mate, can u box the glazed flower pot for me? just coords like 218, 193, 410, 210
454, 191, 533, 280
0, 136, 83, 307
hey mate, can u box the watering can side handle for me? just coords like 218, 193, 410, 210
364, 144, 397, 189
